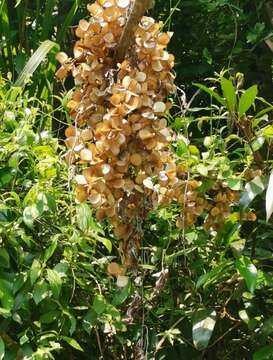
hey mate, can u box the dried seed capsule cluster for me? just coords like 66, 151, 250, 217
203, 186, 241, 231
57, 0, 177, 267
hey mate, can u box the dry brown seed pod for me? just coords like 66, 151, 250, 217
130, 153, 142, 166
89, 192, 102, 206
56, 52, 69, 64
107, 262, 125, 277
65, 127, 77, 138
76, 185, 89, 203
153, 101, 166, 113
116, 0, 130, 8
80, 149, 93, 162
114, 224, 128, 239
139, 128, 154, 140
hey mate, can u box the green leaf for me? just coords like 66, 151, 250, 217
236, 256, 257, 293
23, 205, 41, 228
33, 280, 48, 305
226, 178, 243, 191
77, 204, 104, 234
221, 78, 236, 112
62, 337, 84, 352
0, 167, 16, 186
196, 261, 231, 289
47, 269, 62, 299
83, 309, 97, 334
196, 164, 208, 177
0, 337, 5, 360
43, 236, 58, 263
97, 237, 112, 253
112, 283, 130, 306
240, 175, 267, 209
40, 310, 60, 324
238, 85, 258, 115
15, 40, 58, 87
192, 309, 217, 350
193, 83, 225, 105
93, 295, 106, 315
253, 345, 273, 360
266, 171, 273, 222
0, 248, 10, 269
0, 279, 14, 310
30, 259, 42, 286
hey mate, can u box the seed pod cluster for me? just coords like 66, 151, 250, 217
57, 0, 177, 268
203, 186, 241, 231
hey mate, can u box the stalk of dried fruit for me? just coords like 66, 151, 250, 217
56, 0, 177, 269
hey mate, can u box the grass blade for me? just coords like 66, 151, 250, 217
57, 0, 80, 43
15, 40, 57, 87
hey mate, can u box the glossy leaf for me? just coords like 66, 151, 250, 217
221, 78, 236, 112
15, 40, 57, 87
253, 345, 273, 360
47, 269, 62, 299
0, 337, 4, 360
192, 309, 217, 350
62, 337, 84, 352
238, 85, 258, 115
266, 171, 273, 222
240, 175, 267, 209
236, 256, 257, 293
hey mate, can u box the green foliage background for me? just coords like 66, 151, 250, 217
1, 0, 273, 359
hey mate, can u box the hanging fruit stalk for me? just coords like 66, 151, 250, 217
56, 0, 254, 271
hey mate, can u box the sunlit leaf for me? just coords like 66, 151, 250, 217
221, 78, 236, 112
239, 85, 258, 115
266, 170, 273, 222
0, 337, 5, 360
192, 309, 217, 350
47, 269, 62, 299
62, 337, 84, 352
240, 175, 267, 209
15, 40, 58, 87
236, 256, 257, 293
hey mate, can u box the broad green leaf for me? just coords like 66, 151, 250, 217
15, 40, 57, 87
0, 337, 5, 360
40, 310, 60, 324
43, 236, 58, 263
83, 309, 97, 334
253, 345, 273, 360
261, 316, 273, 336
192, 309, 217, 350
112, 283, 130, 306
221, 78, 236, 112
33, 280, 48, 305
0, 248, 9, 268
93, 294, 106, 315
23, 205, 41, 228
0, 167, 15, 186
236, 256, 257, 293
62, 337, 84, 352
226, 178, 243, 191
77, 204, 104, 234
196, 164, 208, 177
240, 175, 267, 209
266, 171, 273, 222
193, 83, 225, 105
47, 269, 62, 299
238, 85, 258, 115
97, 237, 112, 253
30, 259, 42, 285
0, 279, 14, 310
